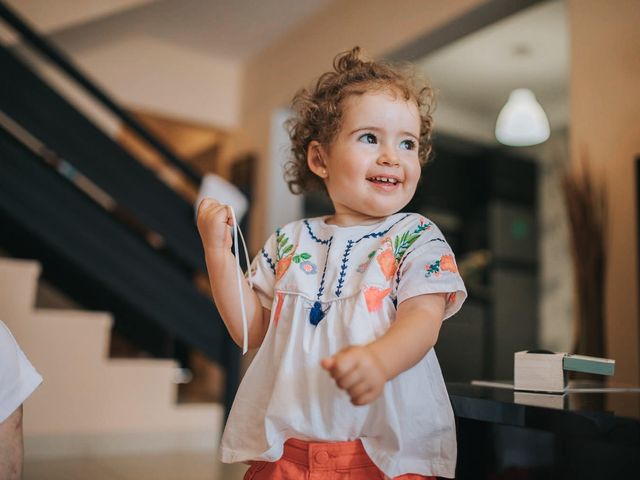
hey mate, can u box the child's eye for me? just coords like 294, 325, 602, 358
400, 139, 416, 150
358, 133, 377, 144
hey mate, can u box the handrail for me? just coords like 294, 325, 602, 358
0, 125, 225, 362
0, 1, 202, 184
1, 44, 207, 272
0, 109, 167, 254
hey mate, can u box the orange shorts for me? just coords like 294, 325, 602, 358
243, 438, 435, 480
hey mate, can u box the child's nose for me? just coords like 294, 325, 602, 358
377, 147, 400, 166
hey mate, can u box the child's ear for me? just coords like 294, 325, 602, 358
307, 141, 328, 179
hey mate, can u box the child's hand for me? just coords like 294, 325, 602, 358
196, 198, 233, 251
321, 345, 387, 406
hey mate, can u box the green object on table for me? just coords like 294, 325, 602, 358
563, 354, 615, 376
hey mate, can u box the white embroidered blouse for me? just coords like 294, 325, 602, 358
219, 212, 467, 478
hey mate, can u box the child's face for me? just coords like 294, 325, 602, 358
309, 89, 421, 225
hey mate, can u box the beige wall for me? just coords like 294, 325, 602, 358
66, 35, 242, 129
6, 36, 241, 133
569, 0, 640, 384
241, 0, 487, 250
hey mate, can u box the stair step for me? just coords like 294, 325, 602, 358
100, 359, 179, 428
1, 256, 224, 458
22, 309, 112, 364
0, 258, 40, 323
25, 358, 176, 434
24, 405, 223, 458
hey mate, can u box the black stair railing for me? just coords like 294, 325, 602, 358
0, 46, 206, 273
0, 126, 224, 362
0, 0, 201, 184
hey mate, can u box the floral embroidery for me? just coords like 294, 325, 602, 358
357, 251, 376, 273
276, 255, 293, 280
275, 231, 297, 280
275, 231, 293, 260
377, 243, 397, 280
332, 215, 410, 296
275, 231, 315, 279
392, 220, 431, 262
440, 254, 458, 273
425, 254, 458, 278
293, 252, 312, 264
364, 286, 392, 312
425, 259, 441, 278
299, 260, 317, 274
376, 220, 432, 280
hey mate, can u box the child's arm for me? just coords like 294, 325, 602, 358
0, 406, 23, 480
197, 198, 270, 349
321, 293, 446, 405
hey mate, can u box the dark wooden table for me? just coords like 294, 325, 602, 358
447, 382, 640, 479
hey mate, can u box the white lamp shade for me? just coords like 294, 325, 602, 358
495, 88, 550, 147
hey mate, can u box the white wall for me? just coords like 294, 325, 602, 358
266, 108, 303, 233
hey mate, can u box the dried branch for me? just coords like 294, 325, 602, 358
561, 154, 607, 357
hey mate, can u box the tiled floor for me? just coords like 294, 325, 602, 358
24, 452, 248, 480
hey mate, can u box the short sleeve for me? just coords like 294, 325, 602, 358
247, 232, 278, 310
0, 320, 43, 423
394, 225, 467, 320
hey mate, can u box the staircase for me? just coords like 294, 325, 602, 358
0, 257, 223, 458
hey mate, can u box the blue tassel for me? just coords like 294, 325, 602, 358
309, 301, 326, 326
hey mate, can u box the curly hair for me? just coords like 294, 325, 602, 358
285, 46, 435, 194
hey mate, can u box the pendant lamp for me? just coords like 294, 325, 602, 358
495, 88, 550, 146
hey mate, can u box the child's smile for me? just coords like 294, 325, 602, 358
367, 175, 401, 189
309, 89, 422, 227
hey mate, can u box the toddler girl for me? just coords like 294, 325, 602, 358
197, 47, 466, 479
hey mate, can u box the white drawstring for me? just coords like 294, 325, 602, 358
229, 206, 252, 354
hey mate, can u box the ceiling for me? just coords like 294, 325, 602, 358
415, 0, 568, 145
14, 0, 333, 62
4, 0, 568, 146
